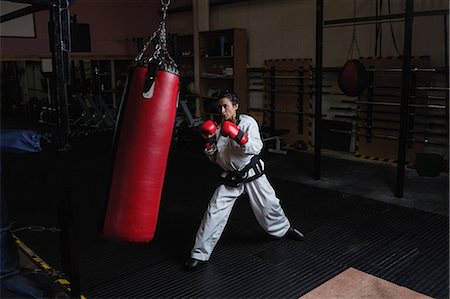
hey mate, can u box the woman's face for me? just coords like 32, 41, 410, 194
218, 97, 238, 122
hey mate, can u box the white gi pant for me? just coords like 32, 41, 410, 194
190, 174, 291, 261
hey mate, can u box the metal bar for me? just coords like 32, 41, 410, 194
356, 125, 447, 137
346, 100, 446, 109
250, 75, 313, 79
49, 0, 71, 149
369, 85, 450, 91
270, 67, 276, 130
414, 87, 450, 91
248, 89, 315, 94
248, 88, 332, 96
313, 0, 323, 180
298, 66, 304, 133
167, 0, 260, 13
358, 133, 448, 146
309, 66, 447, 73
249, 107, 320, 116
263, 69, 312, 74
329, 106, 431, 116
250, 82, 332, 88
356, 124, 447, 135
334, 114, 447, 127
396, 0, 414, 198
366, 68, 436, 72
323, 9, 448, 28
407, 71, 417, 148
444, 14, 449, 136
410, 95, 448, 100
0, 3, 49, 23
333, 92, 448, 99
58, 189, 81, 299
359, 94, 447, 100
251, 82, 313, 87
366, 68, 374, 143
50, 1, 80, 298
1, 0, 53, 3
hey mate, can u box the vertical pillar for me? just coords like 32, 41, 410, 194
366, 67, 374, 143
193, 0, 209, 117
270, 67, 276, 129
50, 0, 71, 150
444, 15, 449, 135
298, 67, 304, 133
313, 0, 323, 180
50, 1, 80, 297
395, 0, 414, 198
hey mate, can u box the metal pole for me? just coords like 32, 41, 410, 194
298, 67, 304, 133
313, 0, 323, 180
50, 1, 80, 297
0, 3, 49, 23
50, 0, 71, 151
366, 67, 374, 143
323, 9, 448, 28
444, 15, 449, 135
192, 0, 209, 117
395, 0, 414, 198
270, 67, 276, 130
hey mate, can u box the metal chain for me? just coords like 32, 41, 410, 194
347, 0, 362, 60
135, 28, 161, 62
151, 0, 176, 66
135, 0, 176, 67
12, 226, 61, 233
348, 26, 362, 60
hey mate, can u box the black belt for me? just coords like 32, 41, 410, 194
222, 155, 264, 187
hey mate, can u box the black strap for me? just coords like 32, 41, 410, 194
241, 159, 264, 184
238, 154, 261, 176
222, 154, 264, 187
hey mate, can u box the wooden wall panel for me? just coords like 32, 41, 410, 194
263, 58, 312, 146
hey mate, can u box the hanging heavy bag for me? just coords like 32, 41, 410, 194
337, 0, 369, 97
338, 59, 369, 97
102, 0, 180, 242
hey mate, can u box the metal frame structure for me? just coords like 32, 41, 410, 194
1, 0, 80, 297
315, 0, 449, 197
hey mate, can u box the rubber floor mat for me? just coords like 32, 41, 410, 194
8, 146, 449, 298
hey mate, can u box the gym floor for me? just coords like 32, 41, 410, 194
2, 129, 449, 298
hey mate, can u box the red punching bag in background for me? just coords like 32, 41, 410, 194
338, 59, 369, 97
102, 0, 179, 242
337, 0, 369, 97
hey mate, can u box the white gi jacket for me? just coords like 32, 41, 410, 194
204, 114, 264, 179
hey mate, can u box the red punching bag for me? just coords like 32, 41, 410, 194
102, 0, 179, 242
103, 63, 179, 242
338, 59, 369, 97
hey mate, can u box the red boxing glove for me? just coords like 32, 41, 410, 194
199, 120, 217, 149
220, 121, 248, 145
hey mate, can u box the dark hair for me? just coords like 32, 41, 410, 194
218, 90, 240, 106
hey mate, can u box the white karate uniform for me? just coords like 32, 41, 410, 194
190, 114, 291, 261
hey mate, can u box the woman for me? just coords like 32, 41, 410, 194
185, 91, 304, 270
